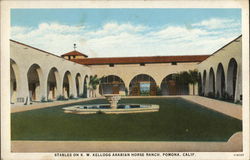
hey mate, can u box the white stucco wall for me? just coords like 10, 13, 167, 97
197, 36, 242, 102
10, 41, 91, 104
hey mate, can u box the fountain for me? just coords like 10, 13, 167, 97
63, 94, 159, 114
104, 94, 121, 109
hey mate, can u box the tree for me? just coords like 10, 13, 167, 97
88, 75, 103, 97
188, 69, 199, 95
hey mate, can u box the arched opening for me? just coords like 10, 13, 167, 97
75, 73, 81, 97
198, 73, 202, 96
160, 74, 189, 95
208, 68, 215, 98
27, 64, 42, 101
216, 63, 225, 98
129, 74, 157, 96
10, 59, 19, 103
83, 75, 88, 98
99, 75, 125, 95
47, 67, 59, 100
62, 71, 72, 99
202, 70, 207, 96
227, 58, 238, 101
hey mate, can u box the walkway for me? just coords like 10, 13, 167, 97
181, 96, 242, 120
12, 132, 242, 152
11, 98, 98, 113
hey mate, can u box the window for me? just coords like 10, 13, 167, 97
171, 62, 177, 65
140, 63, 145, 66
73, 55, 76, 59
68, 56, 71, 60
109, 64, 114, 67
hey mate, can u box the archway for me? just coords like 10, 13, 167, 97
129, 74, 156, 96
208, 68, 215, 97
47, 67, 59, 100
227, 58, 238, 101
83, 75, 88, 98
216, 63, 225, 98
27, 64, 42, 101
198, 73, 202, 96
161, 74, 189, 95
75, 73, 81, 97
202, 70, 207, 96
62, 71, 72, 99
10, 59, 19, 103
99, 75, 125, 95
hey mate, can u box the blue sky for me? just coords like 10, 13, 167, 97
11, 9, 241, 57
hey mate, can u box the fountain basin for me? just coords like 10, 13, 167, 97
63, 104, 159, 114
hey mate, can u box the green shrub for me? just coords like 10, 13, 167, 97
41, 96, 46, 102
96, 110, 105, 114
207, 92, 215, 98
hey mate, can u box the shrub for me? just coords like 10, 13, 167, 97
96, 110, 105, 114
207, 92, 215, 98
47, 99, 53, 102
215, 91, 220, 99
140, 90, 150, 96
125, 87, 128, 96
57, 95, 67, 101
41, 96, 46, 102
156, 86, 162, 96
79, 93, 84, 98
69, 94, 75, 99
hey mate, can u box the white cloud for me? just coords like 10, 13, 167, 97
11, 20, 241, 58
192, 18, 240, 29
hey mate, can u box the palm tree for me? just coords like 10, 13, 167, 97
88, 75, 103, 97
188, 69, 199, 95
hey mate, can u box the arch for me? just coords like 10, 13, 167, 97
82, 75, 88, 98
202, 70, 207, 95
99, 75, 126, 95
198, 72, 202, 96
129, 74, 157, 96
160, 74, 189, 95
10, 59, 20, 103
216, 63, 225, 98
47, 67, 60, 100
62, 71, 73, 99
75, 73, 81, 97
27, 63, 43, 101
208, 67, 215, 97
227, 58, 238, 101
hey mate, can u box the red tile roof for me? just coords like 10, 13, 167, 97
70, 55, 210, 65
61, 50, 88, 57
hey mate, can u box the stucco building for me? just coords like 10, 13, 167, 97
10, 35, 242, 105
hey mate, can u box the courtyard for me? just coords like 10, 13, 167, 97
11, 97, 242, 142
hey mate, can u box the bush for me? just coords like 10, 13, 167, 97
57, 95, 67, 101
207, 92, 215, 98
79, 93, 84, 98
69, 94, 75, 99
96, 110, 105, 114
125, 87, 128, 96
156, 86, 162, 96
215, 91, 220, 99
140, 90, 150, 96
47, 99, 53, 102
41, 96, 46, 102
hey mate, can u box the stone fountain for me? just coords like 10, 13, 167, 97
63, 94, 159, 114
103, 94, 121, 109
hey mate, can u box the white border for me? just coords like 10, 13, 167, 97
1, 0, 249, 160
